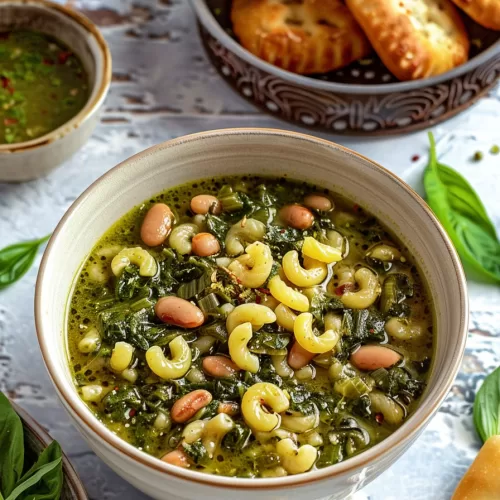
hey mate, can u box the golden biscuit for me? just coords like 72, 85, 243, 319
346, 0, 470, 81
231, 0, 371, 75
451, 0, 500, 31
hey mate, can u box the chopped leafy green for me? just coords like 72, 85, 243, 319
182, 441, 208, 465
248, 331, 291, 355
371, 367, 424, 398
379, 273, 413, 316
310, 292, 344, 328
263, 225, 303, 258
206, 214, 230, 246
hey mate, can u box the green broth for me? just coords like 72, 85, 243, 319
67, 176, 433, 478
0, 30, 89, 144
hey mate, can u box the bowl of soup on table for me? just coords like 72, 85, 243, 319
0, 0, 111, 182
36, 129, 468, 500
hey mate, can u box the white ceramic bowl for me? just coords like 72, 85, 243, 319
0, 0, 111, 182
36, 129, 468, 500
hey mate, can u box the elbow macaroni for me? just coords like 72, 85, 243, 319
228, 242, 273, 288
146, 336, 192, 380
275, 303, 297, 332
228, 322, 259, 373
269, 276, 309, 313
294, 313, 340, 354
242, 382, 289, 432
276, 439, 317, 475
202, 413, 235, 458
110, 341, 134, 372
302, 237, 343, 264
111, 247, 157, 277
226, 303, 276, 334
182, 420, 206, 444
168, 223, 199, 255
366, 243, 402, 262
280, 411, 319, 434
225, 218, 266, 256
282, 250, 327, 287
340, 268, 381, 309
385, 317, 425, 341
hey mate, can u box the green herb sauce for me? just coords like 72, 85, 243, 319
67, 176, 434, 478
0, 30, 89, 145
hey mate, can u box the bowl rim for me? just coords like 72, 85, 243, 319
0, 0, 112, 154
190, 0, 500, 95
11, 400, 88, 500
35, 128, 468, 490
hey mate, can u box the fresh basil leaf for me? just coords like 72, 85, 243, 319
5, 458, 61, 500
424, 133, 500, 283
15, 441, 63, 500
474, 366, 500, 443
0, 393, 24, 497
0, 235, 50, 290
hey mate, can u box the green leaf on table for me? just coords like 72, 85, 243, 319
13, 441, 63, 500
5, 458, 61, 500
474, 366, 500, 443
423, 132, 500, 283
0, 393, 25, 498
0, 235, 50, 290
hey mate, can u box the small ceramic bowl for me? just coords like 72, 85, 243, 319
191, 0, 500, 135
36, 129, 468, 500
11, 400, 88, 499
0, 0, 111, 182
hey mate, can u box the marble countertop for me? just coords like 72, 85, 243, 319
1, 1, 499, 499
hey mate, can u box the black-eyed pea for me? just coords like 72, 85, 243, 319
202, 355, 240, 378
191, 232, 220, 256
171, 389, 213, 423
303, 194, 333, 212
217, 401, 240, 417
279, 205, 315, 230
161, 449, 191, 468
350, 345, 401, 371
155, 296, 204, 328
140, 203, 174, 246
191, 195, 222, 215
288, 341, 315, 370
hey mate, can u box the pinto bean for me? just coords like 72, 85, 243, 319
279, 205, 315, 230
171, 389, 213, 423
217, 401, 240, 416
155, 297, 204, 328
350, 345, 401, 371
202, 355, 240, 378
192, 232, 220, 257
288, 341, 315, 370
303, 194, 332, 212
140, 203, 174, 247
161, 449, 190, 468
191, 195, 222, 215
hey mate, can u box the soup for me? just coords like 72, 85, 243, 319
67, 177, 433, 478
0, 30, 89, 145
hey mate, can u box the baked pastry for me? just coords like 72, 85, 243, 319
452, 436, 500, 499
231, 0, 371, 74
451, 0, 500, 31
346, 0, 470, 81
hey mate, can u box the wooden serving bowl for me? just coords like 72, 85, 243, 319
191, 0, 500, 135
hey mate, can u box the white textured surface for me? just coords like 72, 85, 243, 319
0, 1, 499, 499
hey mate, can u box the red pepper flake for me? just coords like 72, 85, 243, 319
257, 288, 271, 295
255, 295, 261, 304
43, 57, 54, 66
334, 283, 354, 296
58, 51, 72, 64
4, 118, 18, 126
280, 229, 286, 234
375, 413, 384, 424
1, 76, 14, 94
129, 408, 136, 418
411, 154, 420, 162
352, 204, 360, 213
114, 386, 119, 391
369, 328, 375, 333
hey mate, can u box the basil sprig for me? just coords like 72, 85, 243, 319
474, 367, 500, 443
424, 133, 500, 283
0, 392, 63, 500
0, 235, 50, 290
